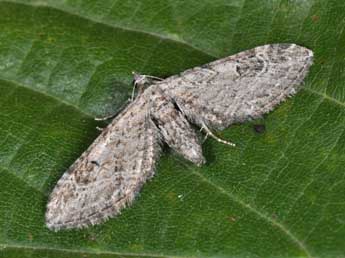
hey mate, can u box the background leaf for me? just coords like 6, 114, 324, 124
0, 0, 344, 257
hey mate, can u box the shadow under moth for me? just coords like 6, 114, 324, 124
46, 44, 313, 230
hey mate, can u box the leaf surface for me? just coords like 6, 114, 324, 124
0, 1, 344, 257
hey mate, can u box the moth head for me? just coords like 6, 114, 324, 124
132, 72, 151, 87
131, 71, 163, 98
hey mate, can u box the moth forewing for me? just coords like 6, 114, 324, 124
46, 44, 313, 230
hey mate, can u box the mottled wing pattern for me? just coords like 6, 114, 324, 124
159, 44, 313, 130
46, 43, 313, 230
148, 87, 205, 166
46, 95, 161, 230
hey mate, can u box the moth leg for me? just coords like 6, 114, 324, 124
200, 123, 236, 147
202, 132, 209, 144
96, 126, 103, 131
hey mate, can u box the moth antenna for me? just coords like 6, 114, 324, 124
145, 74, 164, 81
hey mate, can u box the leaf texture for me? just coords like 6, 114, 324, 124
0, 1, 344, 257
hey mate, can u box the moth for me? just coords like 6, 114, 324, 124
46, 44, 313, 230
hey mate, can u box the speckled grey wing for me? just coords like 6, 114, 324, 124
159, 44, 313, 130
46, 95, 161, 230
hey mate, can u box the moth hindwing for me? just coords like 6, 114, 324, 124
46, 44, 313, 230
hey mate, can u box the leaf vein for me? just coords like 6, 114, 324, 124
189, 169, 312, 258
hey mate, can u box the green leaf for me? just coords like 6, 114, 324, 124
0, 1, 344, 257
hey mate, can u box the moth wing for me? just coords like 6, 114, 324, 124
160, 44, 313, 130
46, 96, 161, 230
